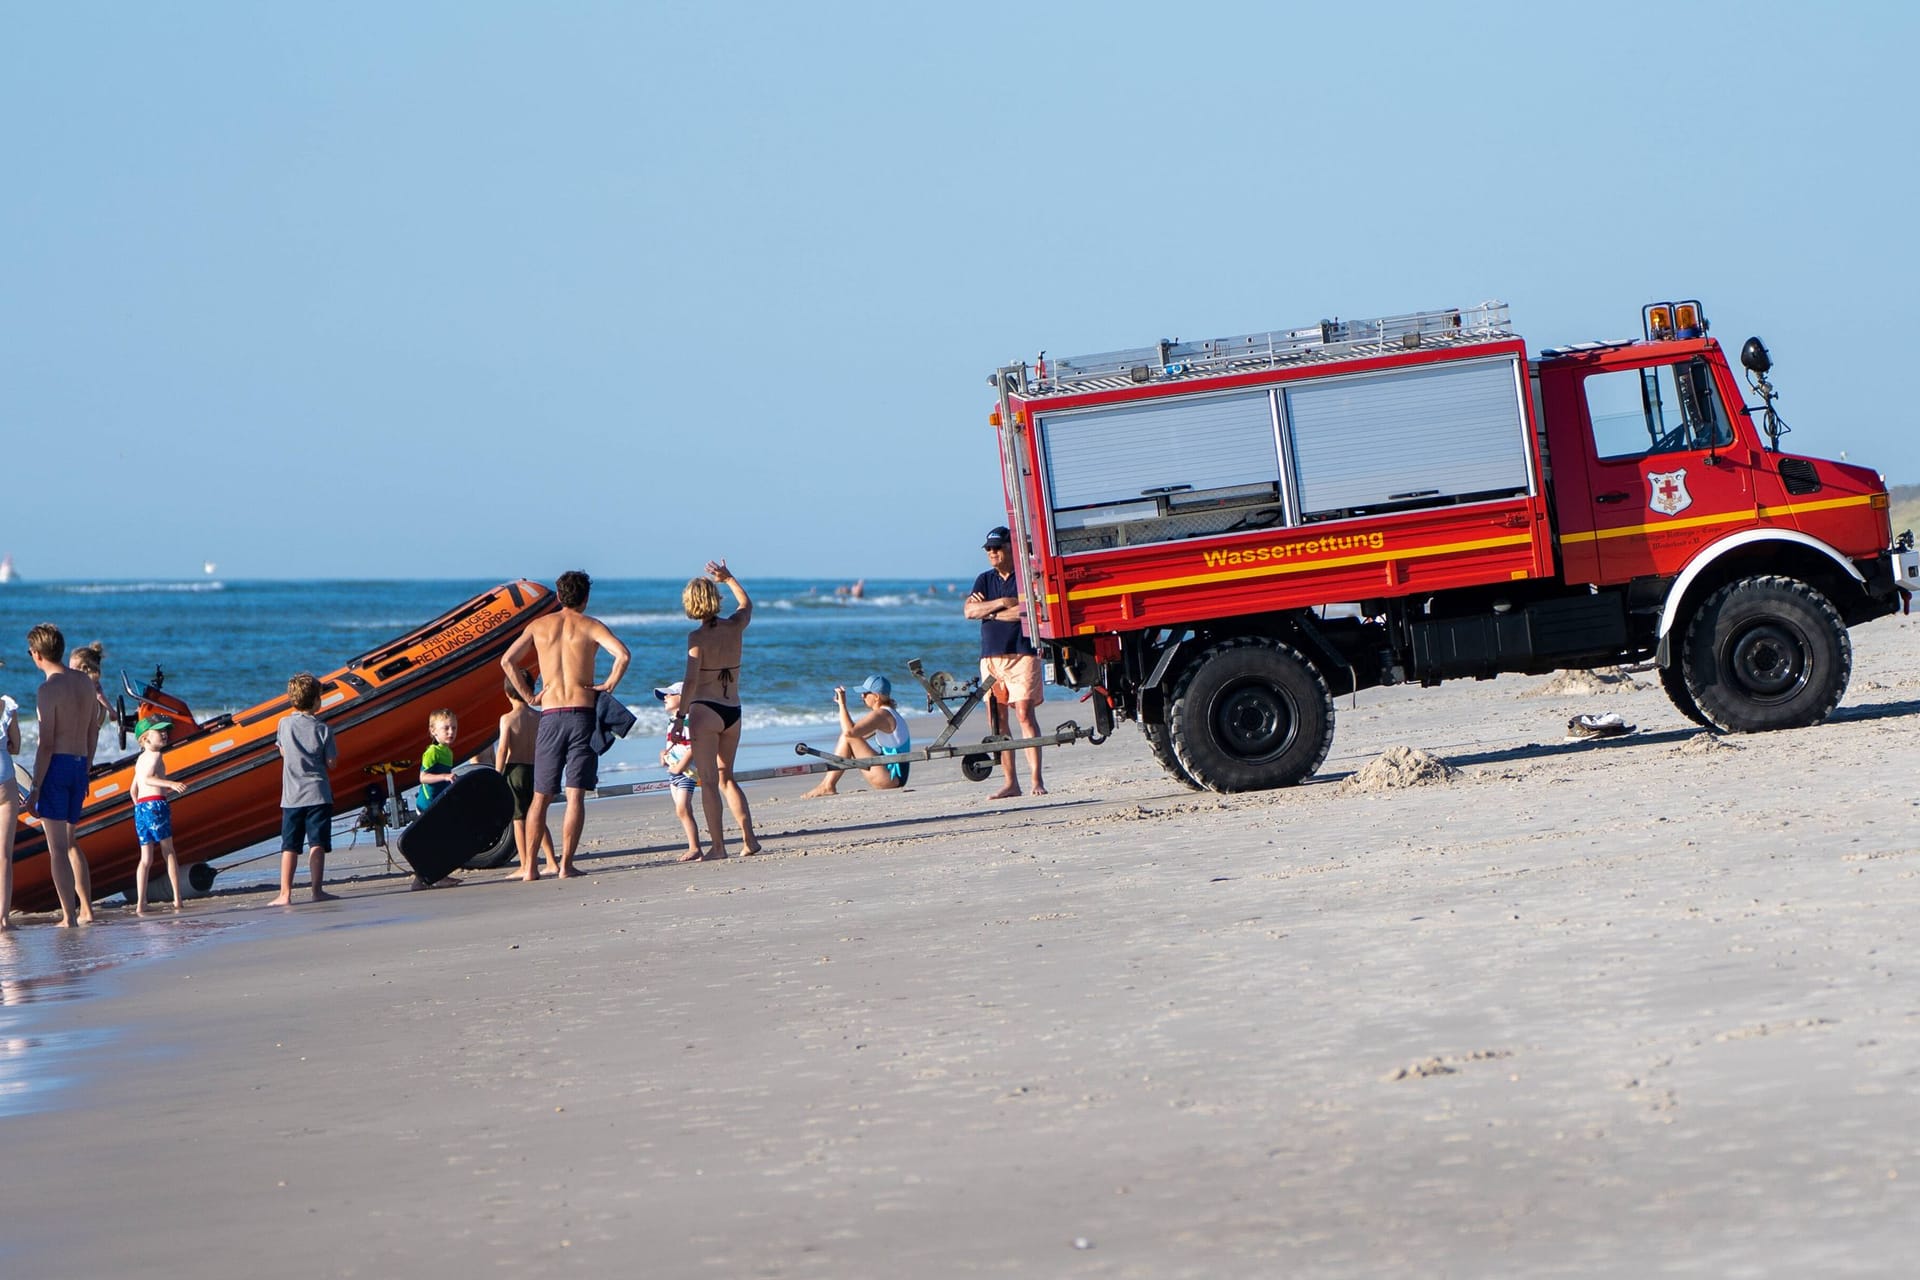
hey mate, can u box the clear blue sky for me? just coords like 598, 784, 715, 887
5, 2, 1914, 581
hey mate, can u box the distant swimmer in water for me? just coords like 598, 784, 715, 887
676, 561, 760, 860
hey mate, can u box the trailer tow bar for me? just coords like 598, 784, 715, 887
793, 658, 1108, 783
588, 660, 1113, 799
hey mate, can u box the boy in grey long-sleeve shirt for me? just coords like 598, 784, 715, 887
273, 672, 339, 905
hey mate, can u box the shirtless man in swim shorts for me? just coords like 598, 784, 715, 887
501, 571, 629, 880
23, 624, 102, 926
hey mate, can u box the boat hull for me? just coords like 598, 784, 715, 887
8, 580, 556, 912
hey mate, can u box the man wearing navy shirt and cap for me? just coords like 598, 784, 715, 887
964, 526, 1045, 798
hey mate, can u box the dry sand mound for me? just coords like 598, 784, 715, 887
1340, 744, 1458, 794
1523, 666, 1648, 697
1671, 731, 1740, 756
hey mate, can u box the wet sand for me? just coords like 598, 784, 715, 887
5, 616, 1919, 1277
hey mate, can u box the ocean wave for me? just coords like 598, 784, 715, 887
595, 612, 694, 628
765, 591, 950, 611
56, 581, 226, 595
328, 618, 430, 631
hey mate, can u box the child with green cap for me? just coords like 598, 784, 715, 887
131, 715, 190, 914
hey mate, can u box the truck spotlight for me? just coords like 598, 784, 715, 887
1740, 336, 1772, 375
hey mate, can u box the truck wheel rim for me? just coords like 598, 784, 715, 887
1212, 681, 1297, 762
1727, 621, 1809, 701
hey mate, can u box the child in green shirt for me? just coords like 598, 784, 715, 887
416, 708, 457, 812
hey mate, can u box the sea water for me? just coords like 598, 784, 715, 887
0, 575, 987, 783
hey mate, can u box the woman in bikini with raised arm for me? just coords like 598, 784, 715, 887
676, 560, 761, 860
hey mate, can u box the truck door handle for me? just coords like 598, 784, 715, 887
1595, 491, 1630, 504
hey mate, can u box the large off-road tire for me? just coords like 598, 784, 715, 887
1141, 717, 1203, 791
1167, 637, 1335, 792
1658, 661, 1711, 728
1681, 575, 1850, 733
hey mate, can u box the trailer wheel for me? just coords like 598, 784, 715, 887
1167, 638, 1334, 792
1658, 662, 1711, 728
960, 753, 996, 783
1681, 575, 1850, 733
1141, 718, 1203, 791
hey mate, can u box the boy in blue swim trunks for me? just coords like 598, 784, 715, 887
23, 623, 100, 927
131, 716, 190, 914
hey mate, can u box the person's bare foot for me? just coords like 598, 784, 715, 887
268, 894, 292, 907
800, 782, 838, 799
516, 870, 542, 882
77, 908, 96, 925
677, 848, 703, 863
136, 906, 148, 917
741, 841, 763, 856
57, 915, 78, 928
557, 866, 580, 879
311, 889, 340, 902
1030, 783, 1048, 796
988, 783, 1022, 800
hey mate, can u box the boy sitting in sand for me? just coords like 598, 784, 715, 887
496, 678, 557, 880
130, 715, 190, 914
654, 682, 701, 861
273, 672, 339, 906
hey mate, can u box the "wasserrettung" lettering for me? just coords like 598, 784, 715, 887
1200, 531, 1385, 568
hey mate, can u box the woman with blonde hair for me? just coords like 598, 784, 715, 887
675, 560, 761, 859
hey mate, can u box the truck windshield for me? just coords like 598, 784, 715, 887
1584, 358, 1732, 460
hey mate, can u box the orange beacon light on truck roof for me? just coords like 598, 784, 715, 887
1644, 299, 1707, 341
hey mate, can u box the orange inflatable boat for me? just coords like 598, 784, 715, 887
8, 579, 555, 913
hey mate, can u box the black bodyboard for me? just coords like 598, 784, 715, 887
396, 768, 515, 882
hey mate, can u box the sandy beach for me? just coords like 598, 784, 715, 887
4, 615, 1919, 1277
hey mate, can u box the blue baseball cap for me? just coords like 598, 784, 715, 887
856, 675, 892, 698
983, 526, 1011, 549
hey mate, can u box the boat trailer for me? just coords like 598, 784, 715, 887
592, 659, 1112, 799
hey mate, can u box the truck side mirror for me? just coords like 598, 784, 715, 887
1740, 337, 1771, 376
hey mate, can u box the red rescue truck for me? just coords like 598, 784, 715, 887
987, 300, 1919, 792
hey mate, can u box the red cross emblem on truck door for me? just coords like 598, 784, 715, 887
1647, 468, 1692, 517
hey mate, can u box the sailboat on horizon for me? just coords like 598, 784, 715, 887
0, 553, 16, 585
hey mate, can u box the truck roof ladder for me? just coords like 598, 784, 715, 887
1025, 301, 1513, 395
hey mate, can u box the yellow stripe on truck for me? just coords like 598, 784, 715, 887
1557, 493, 1873, 546
1048, 533, 1534, 604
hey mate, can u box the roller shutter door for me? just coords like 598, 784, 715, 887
1285, 358, 1529, 518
